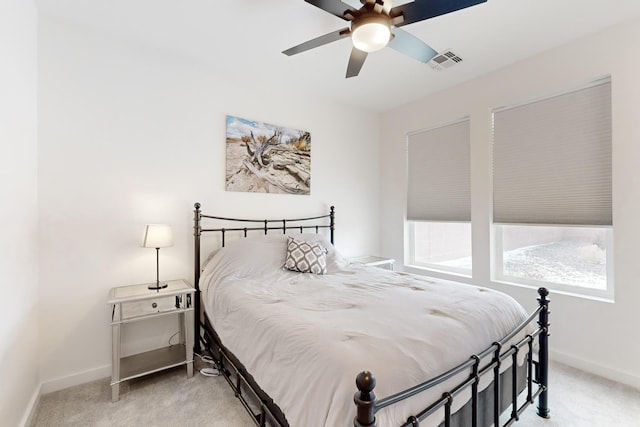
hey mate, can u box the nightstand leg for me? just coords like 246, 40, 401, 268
111, 322, 121, 402
111, 383, 120, 402
179, 311, 185, 345
184, 310, 194, 378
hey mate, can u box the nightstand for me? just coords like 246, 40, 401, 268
108, 279, 194, 402
350, 256, 395, 270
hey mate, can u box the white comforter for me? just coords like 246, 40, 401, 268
200, 235, 529, 427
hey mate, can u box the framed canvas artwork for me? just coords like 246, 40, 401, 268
225, 115, 311, 195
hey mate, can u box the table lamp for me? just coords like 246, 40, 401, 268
141, 224, 173, 290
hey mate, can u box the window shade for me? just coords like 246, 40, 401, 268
493, 79, 612, 226
407, 119, 471, 222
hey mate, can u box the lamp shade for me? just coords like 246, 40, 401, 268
141, 224, 173, 248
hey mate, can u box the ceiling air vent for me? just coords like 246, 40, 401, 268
428, 50, 462, 71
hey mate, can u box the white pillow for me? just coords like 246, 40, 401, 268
200, 248, 220, 272
295, 233, 349, 272
201, 233, 347, 281
203, 235, 288, 281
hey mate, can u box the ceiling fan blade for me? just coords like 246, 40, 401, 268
391, 0, 487, 27
282, 28, 351, 56
388, 27, 437, 63
346, 47, 368, 78
304, 0, 357, 20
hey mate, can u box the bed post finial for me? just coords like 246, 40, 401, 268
536, 287, 550, 419
354, 371, 377, 427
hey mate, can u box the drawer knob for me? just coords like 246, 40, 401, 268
152, 302, 157, 309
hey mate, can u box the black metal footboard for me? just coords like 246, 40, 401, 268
354, 288, 550, 427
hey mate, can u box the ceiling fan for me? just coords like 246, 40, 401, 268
283, 0, 487, 78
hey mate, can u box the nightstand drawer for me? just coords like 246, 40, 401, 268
121, 295, 179, 319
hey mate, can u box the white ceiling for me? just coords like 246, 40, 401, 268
35, 0, 640, 112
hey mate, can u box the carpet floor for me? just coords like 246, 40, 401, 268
29, 359, 640, 426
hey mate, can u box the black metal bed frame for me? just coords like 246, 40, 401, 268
354, 288, 550, 427
192, 202, 550, 427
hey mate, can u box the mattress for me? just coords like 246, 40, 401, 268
200, 234, 530, 427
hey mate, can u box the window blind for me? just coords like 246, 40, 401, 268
407, 118, 471, 222
492, 79, 612, 226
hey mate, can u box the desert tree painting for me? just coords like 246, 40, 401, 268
225, 115, 311, 195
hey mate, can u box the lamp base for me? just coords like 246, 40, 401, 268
148, 282, 168, 290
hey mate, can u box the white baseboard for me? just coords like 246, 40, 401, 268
40, 364, 111, 394
18, 365, 110, 427
551, 349, 640, 390
19, 383, 41, 427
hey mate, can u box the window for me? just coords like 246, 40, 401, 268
410, 221, 472, 275
492, 78, 613, 299
495, 225, 612, 299
407, 118, 471, 276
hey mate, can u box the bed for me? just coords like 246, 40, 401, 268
192, 203, 550, 427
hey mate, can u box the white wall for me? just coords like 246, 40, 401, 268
380, 18, 640, 388
0, 0, 40, 425
37, 16, 381, 389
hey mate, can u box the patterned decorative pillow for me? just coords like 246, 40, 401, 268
284, 237, 328, 274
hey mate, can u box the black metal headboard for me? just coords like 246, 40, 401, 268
192, 202, 335, 354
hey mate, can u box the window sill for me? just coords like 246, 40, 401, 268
491, 278, 614, 304
404, 264, 472, 283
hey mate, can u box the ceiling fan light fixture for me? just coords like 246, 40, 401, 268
351, 14, 392, 53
